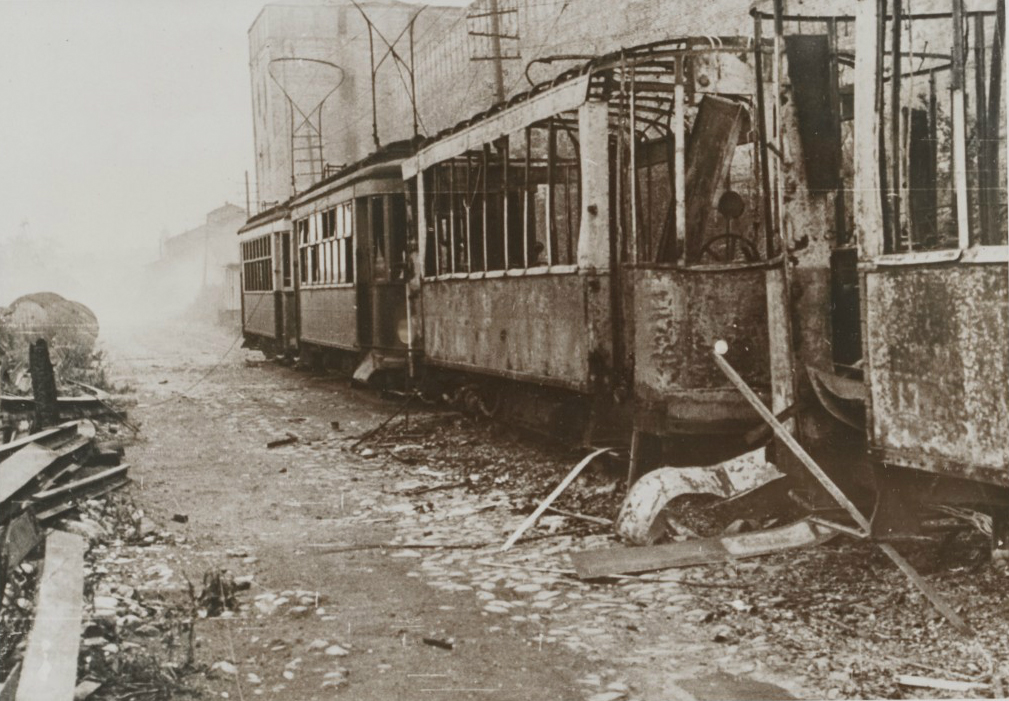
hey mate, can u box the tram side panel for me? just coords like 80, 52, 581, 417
864, 263, 1009, 488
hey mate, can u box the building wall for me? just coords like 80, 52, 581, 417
250, 0, 991, 210
249, 0, 466, 208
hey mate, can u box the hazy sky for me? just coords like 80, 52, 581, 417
0, 0, 465, 265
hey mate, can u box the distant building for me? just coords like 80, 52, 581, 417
150, 203, 247, 323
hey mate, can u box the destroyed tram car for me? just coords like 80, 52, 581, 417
239, 0, 1008, 552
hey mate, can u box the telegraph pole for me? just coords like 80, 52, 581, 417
489, 0, 505, 102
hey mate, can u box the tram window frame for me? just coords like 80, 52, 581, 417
422, 112, 581, 280
296, 201, 355, 287
241, 235, 273, 292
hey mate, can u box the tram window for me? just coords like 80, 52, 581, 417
281, 233, 292, 288
296, 202, 354, 286
242, 234, 273, 292
421, 111, 583, 278
371, 196, 388, 281
389, 194, 408, 280
485, 141, 506, 271
336, 201, 354, 284
552, 119, 580, 266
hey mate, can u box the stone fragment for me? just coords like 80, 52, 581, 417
211, 661, 238, 676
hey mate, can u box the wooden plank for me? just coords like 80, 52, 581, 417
571, 518, 833, 579
897, 675, 989, 693
713, 348, 872, 532
1, 511, 43, 575
0, 422, 77, 463
30, 465, 130, 503
34, 478, 130, 523
878, 543, 972, 636
0, 444, 60, 507
15, 530, 85, 701
714, 348, 973, 636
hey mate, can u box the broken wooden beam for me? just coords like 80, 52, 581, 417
15, 530, 85, 701
30, 464, 130, 506
0, 395, 128, 422
29, 339, 59, 430
33, 477, 131, 523
0, 421, 80, 462
1, 424, 97, 522
266, 433, 298, 449
571, 518, 834, 579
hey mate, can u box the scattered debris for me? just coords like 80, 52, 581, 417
501, 447, 613, 551
266, 433, 298, 449
571, 518, 836, 579
714, 349, 975, 637
198, 569, 239, 617
421, 637, 454, 651
616, 448, 782, 545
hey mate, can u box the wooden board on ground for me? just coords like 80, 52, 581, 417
1, 512, 43, 575
15, 530, 85, 701
570, 518, 835, 579
0, 443, 60, 507
0, 421, 78, 462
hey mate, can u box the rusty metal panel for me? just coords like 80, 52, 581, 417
865, 264, 1009, 486
421, 273, 607, 391
633, 265, 771, 434
243, 292, 276, 339
299, 286, 357, 350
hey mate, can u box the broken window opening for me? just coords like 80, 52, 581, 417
871, 11, 1007, 253
295, 201, 355, 286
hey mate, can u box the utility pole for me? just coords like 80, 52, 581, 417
489, 0, 505, 102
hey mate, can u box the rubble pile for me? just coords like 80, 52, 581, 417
0, 352, 192, 699
350, 410, 626, 524
339, 403, 1008, 700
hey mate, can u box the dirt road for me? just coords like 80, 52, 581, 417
97, 321, 809, 701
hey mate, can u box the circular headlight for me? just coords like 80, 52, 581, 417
397, 317, 410, 345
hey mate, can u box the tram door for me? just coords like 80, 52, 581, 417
368, 194, 409, 353
280, 231, 298, 353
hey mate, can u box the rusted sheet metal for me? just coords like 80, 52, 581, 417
299, 287, 357, 350
421, 273, 609, 392
242, 292, 276, 339
864, 264, 1009, 486
633, 265, 771, 433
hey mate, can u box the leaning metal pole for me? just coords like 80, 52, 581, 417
713, 343, 973, 637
